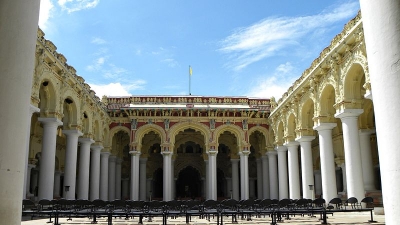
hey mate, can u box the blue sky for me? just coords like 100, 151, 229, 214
39, 0, 360, 100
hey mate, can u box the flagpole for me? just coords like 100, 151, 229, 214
189, 65, 191, 95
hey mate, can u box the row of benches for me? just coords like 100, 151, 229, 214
22, 197, 377, 225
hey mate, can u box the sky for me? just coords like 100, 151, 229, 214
39, 0, 360, 100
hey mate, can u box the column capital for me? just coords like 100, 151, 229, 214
78, 137, 95, 144
276, 145, 287, 152
63, 129, 83, 137
334, 109, 364, 119
295, 136, 315, 142
28, 164, 36, 169
91, 145, 104, 152
100, 152, 111, 156
139, 157, 148, 163
130, 150, 142, 156
208, 149, 218, 156
313, 122, 337, 131
266, 150, 277, 156
230, 158, 239, 163
38, 117, 63, 126
284, 141, 299, 148
29, 104, 40, 115
238, 149, 250, 156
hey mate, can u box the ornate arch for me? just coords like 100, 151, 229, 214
168, 121, 210, 147
214, 124, 245, 149
135, 123, 166, 151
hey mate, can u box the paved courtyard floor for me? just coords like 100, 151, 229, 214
22, 211, 385, 225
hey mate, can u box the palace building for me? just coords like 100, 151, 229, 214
25, 11, 382, 205
1, 1, 400, 224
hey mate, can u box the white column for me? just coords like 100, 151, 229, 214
208, 149, 218, 200
231, 159, 239, 200
25, 164, 36, 197
261, 155, 270, 199
139, 158, 147, 201
38, 118, 63, 200
77, 138, 94, 200
53, 171, 62, 199
267, 151, 278, 199
0, 1, 40, 223
161, 151, 172, 201
23, 105, 40, 199
130, 151, 141, 200
108, 155, 116, 200
313, 123, 337, 202
100, 152, 110, 201
239, 150, 250, 199
296, 136, 315, 199
90, 145, 102, 201
314, 170, 322, 196
171, 159, 175, 200
359, 1, 400, 223
115, 158, 122, 199
285, 142, 300, 199
62, 130, 83, 199
256, 158, 263, 199
335, 110, 365, 201
205, 160, 209, 199
147, 178, 153, 200
276, 146, 288, 200
122, 178, 129, 200
359, 129, 376, 190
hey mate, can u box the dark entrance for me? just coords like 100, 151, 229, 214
176, 166, 201, 199
153, 168, 163, 199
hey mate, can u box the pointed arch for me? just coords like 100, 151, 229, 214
168, 121, 210, 146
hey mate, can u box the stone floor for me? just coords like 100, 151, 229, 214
22, 211, 385, 225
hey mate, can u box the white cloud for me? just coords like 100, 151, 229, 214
103, 64, 128, 79
246, 62, 297, 99
89, 81, 146, 98
220, 1, 359, 71
86, 56, 106, 71
91, 37, 107, 45
58, 0, 100, 13
39, 0, 55, 30
162, 58, 179, 68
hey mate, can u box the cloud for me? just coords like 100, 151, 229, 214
219, 1, 359, 71
103, 64, 128, 79
86, 56, 106, 71
162, 58, 179, 68
89, 81, 146, 98
39, 0, 55, 30
91, 37, 107, 45
58, 0, 100, 13
246, 62, 297, 99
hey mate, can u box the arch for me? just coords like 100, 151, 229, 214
38, 79, 58, 116
248, 126, 269, 147
276, 121, 285, 145
135, 124, 166, 150
213, 124, 244, 148
81, 111, 92, 136
168, 121, 210, 146
286, 113, 296, 142
62, 94, 79, 130
110, 125, 130, 139
318, 84, 336, 123
300, 98, 315, 129
93, 120, 101, 142
342, 63, 366, 101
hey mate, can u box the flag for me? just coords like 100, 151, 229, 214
189, 65, 192, 76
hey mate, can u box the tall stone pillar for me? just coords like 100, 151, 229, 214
38, 118, 63, 200
23, 105, 40, 199
313, 123, 338, 202
261, 155, 270, 199
335, 110, 365, 201
231, 159, 240, 200
77, 138, 94, 200
115, 158, 122, 199
267, 151, 278, 199
171, 159, 175, 200
130, 151, 141, 200
359, 129, 376, 190
208, 149, 218, 200
0, 1, 40, 223
161, 151, 172, 201
296, 136, 315, 199
276, 146, 288, 200
256, 158, 263, 199
285, 142, 300, 199
108, 155, 116, 201
359, 1, 400, 223
100, 152, 110, 200
139, 158, 147, 201
53, 171, 62, 199
239, 150, 250, 200
89, 145, 102, 201
63, 130, 83, 199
